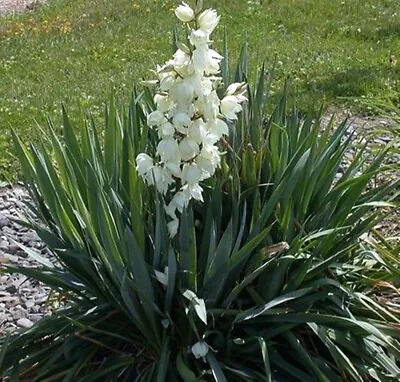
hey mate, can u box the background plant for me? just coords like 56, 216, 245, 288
1, 2, 400, 381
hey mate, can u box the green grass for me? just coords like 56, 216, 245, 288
0, 0, 399, 180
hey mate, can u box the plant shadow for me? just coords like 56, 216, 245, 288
301, 65, 400, 108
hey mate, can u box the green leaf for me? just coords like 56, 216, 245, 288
176, 351, 197, 382
235, 288, 315, 323
179, 207, 197, 291
257, 337, 271, 382
206, 352, 227, 382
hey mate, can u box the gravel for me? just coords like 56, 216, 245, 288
0, 185, 57, 334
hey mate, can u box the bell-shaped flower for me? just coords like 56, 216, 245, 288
182, 183, 204, 202
201, 77, 213, 96
165, 191, 189, 222
189, 29, 209, 48
165, 161, 181, 178
157, 138, 181, 163
147, 110, 166, 127
172, 49, 192, 72
194, 96, 205, 116
179, 137, 200, 161
196, 154, 215, 180
226, 81, 247, 96
159, 74, 176, 92
203, 91, 220, 121
206, 118, 229, 139
192, 44, 209, 73
170, 80, 194, 105
191, 341, 209, 359
182, 163, 202, 185
220, 95, 242, 120
154, 94, 173, 113
173, 112, 191, 130
184, 72, 203, 97
158, 121, 175, 138
206, 49, 223, 74
167, 218, 179, 238
146, 165, 173, 195
136, 153, 154, 176
197, 9, 220, 34
200, 143, 221, 168
172, 191, 189, 212
175, 2, 195, 23
188, 119, 207, 144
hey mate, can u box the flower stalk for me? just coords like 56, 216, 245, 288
136, 1, 247, 237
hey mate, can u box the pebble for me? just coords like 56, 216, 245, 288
16, 317, 34, 328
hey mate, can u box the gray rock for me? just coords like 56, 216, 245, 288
20, 231, 40, 244
24, 300, 35, 310
5, 284, 17, 294
29, 314, 43, 322
0, 217, 10, 229
16, 318, 34, 329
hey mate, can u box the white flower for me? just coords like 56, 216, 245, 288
157, 138, 181, 163
182, 183, 204, 202
182, 163, 202, 185
203, 91, 220, 121
147, 110, 165, 127
173, 112, 191, 130
188, 119, 207, 144
171, 191, 189, 212
154, 94, 172, 113
136, 153, 153, 176
146, 166, 173, 194
172, 49, 191, 71
179, 138, 199, 161
159, 121, 175, 137
167, 218, 179, 238
200, 77, 213, 96
160, 74, 176, 91
191, 341, 209, 359
175, 2, 195, 23
197, 9, 220, 34
189, 29, 209, 47
184, 72, 203, 97
200, 143, 221, 168
192, 44, 209, 73
196, 154, 216, 180
206, 118, 229, 139
206, 49, 223, 74
201, 133, 219, 149
165, 161, 181, 177
226, 82, 246, 96
220, 95, 242, 120
165, 191, 189, 220
170, 80, 194, 105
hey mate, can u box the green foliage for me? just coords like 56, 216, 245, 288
1, 0, 400, 179
1, 41, 400, 381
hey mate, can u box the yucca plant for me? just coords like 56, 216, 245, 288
1, 2, 400, 381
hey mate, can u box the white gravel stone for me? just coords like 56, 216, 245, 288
16, 317, 34, 328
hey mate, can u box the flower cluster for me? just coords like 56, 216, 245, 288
136, 1, 246, 237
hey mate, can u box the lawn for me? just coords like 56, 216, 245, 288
0, 0, 399, 180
